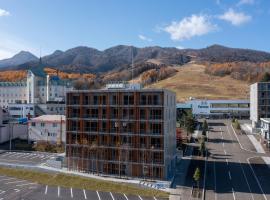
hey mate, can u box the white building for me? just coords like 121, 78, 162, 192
181, 99, 250, 119
0, 69, 73, 108
0, 108, 28, 143
8, 103, 35, 119
260, 118, 270, 147
28, 115, 66, 144
250, 82, 270, 128
0, 82, 27, 108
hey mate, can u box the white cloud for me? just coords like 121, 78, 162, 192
237, 0, 254, 6
0, 8, 10, 17
138, 34, 153, 42
218, 9, 251, 26
163, 14, 217, 41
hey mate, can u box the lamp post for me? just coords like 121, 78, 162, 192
151, 145, 154, 180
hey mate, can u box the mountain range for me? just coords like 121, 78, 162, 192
1, 44, 270, 73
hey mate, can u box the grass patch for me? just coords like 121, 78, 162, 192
148, 63, 248, 102
0, 167, 169, 198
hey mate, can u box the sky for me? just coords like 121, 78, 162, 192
0, 0, 270, 59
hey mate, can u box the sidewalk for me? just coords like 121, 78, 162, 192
169, 145, 194, 200
247, 135, 265, 153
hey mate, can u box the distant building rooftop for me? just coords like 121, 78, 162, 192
0, 82, 27, 87
30, 115, 65, 123
176, 103, 192, 109
105, 83, 142, 90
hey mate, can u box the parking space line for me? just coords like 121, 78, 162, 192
14, 189, 20, 193
24, 153, 35, 158
69, 187, 73, 198
232, 188, 236, 200
45, 185, 48, 194
8, 153, 20, 158
123, 194, 128, 200
83, 189, 87, 199
110, 192, 115, 200
5, 180, 27, 184
58, 186, 60, 197
0, 177, 17, 181
138, 195, 143, 200
16, 182, 37, 187
96, 191, 101, 200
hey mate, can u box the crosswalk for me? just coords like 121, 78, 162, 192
0, 151, 55, 162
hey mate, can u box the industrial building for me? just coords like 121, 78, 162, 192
177, 99, 250, 119
66, 83, 176, 180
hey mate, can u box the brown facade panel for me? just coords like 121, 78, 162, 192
66, 89, 174, 180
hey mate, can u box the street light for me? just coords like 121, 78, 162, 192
151, 145, 154, 180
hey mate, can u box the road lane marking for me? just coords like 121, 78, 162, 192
45, 185, 48, 194
70, 187, 73, 198
226, 125, 236, 147
220, 129, 224, 140
154, 197, 157, 200
247, 157, 267, 200
238, 160, 255, 200
58, 186, 60, 197
232, 188, 236, 200
228, 171, 232, 180
96, 191, 101, 200
110, 192, 115, 200
138, 195, 143, 200
123, 193, 129, 200
83, 189, 87, 199
226, 159, 229, 165
0, 190, 5, 195
224, 150, 227, 155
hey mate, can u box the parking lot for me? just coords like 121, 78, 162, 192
0, 151, 56, 165
0, 175, 166, 200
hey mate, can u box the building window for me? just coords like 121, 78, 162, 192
53, 123, 57, 127
31, 122, 36, 127
41, 123, 45, 127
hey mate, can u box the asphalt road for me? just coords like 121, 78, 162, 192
205, 120, 270, 200
0, 175, 165, 200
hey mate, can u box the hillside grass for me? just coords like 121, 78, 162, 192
0, 167, 169, 198
147, 63, 249, 102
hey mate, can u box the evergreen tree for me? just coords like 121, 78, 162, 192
202, 120, 208, 131
193, 167, 201, 189
261, 72, 270, 82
